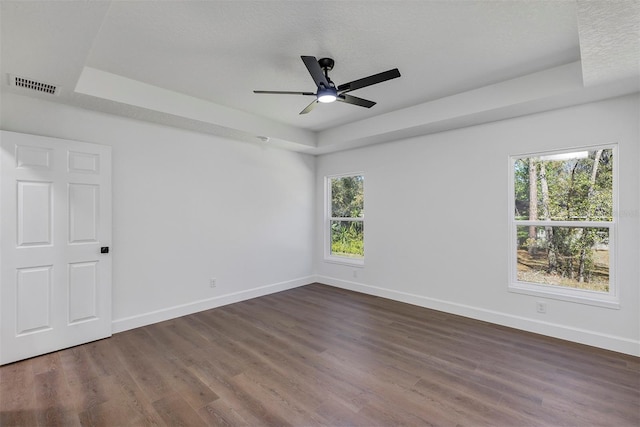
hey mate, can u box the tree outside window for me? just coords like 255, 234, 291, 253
510, 147, 616, 305
327, 174, 364, 262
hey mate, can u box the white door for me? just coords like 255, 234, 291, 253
1, 130, 112, 365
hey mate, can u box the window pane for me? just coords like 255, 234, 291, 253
514, 149, 613, 221
331, 176, 364, 218
330, 220, 364, 258
516, 225, 609, 292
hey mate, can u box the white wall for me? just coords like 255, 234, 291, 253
1, 93, 315, 331
315, 94, 640, 356
3, 92, 638, 356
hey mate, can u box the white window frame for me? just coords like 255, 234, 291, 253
508, 144, 619, 309
324, 172, 365, 266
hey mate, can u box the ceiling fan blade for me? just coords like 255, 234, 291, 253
301, 56, 330, 88
337, 94, 376, 108
337, 68, 401, 93
253, 90, 315, 95
299, 100, 318, 115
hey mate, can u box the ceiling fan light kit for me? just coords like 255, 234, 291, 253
317, 87, 337, 103
254, 56, 401, 114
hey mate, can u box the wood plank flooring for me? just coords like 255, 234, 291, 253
1, 283, 639, 426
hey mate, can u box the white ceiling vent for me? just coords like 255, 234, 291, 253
9, 75, 59, 95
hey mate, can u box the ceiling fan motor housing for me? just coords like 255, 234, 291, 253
318, 57, 335, 71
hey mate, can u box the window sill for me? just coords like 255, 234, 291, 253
509, 282, 620, 309
324, 256, 364, 267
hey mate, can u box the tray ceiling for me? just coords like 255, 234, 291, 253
1, 1, 638, 154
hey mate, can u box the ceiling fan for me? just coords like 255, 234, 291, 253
254, 56, 401, 115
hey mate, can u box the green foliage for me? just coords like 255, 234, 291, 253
514, 159, 531, 220
331, 221, 364, 257
331, 176, 364, 218
514, 149, 613, 221
330, 175, 364, 258
514, 149, 613, 289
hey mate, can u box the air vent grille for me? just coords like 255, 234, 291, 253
10, 75, 58, 95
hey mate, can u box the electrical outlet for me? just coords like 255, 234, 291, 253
210, 278, 217, 288
536, 301, 546, 314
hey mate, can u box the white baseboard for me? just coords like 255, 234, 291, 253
315, 275, 640, 357
112, 276, 313, 333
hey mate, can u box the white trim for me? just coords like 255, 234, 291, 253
515, 220, 613, 227
324, 256, 365, 267
509, 282, 620, 309
112, 276, 313, 333
314, 275, 639, 357
510, 143, 618, 162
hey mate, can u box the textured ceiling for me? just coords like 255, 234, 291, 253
1, 1, 638, 154
577, 0, 640, 86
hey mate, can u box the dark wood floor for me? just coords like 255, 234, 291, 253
1, 283, 639, 426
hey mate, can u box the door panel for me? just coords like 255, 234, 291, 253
68, 151, 99, 173
16, 145, 51, 169
16, 266, 52, 334
68, 261, 98, 323
17, 181, 53, 246
1, 130, 112, 365
69, 183, 99, 243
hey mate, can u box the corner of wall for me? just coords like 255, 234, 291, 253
112, 276, 315, 333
